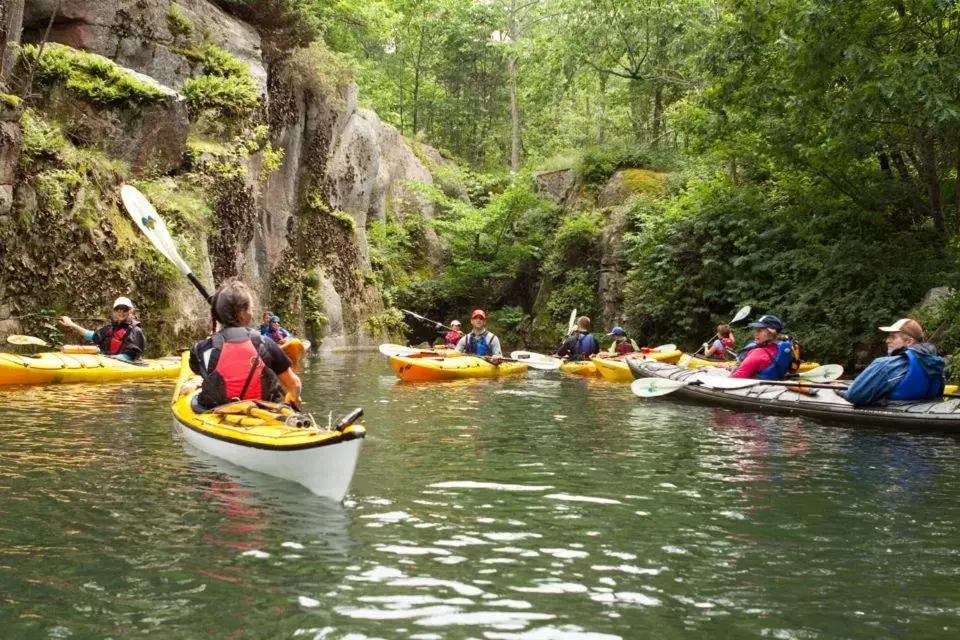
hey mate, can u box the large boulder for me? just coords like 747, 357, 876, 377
22, 0, 266, 94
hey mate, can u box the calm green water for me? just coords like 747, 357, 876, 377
1, 352, 959, 639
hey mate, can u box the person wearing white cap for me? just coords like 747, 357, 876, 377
844, 318, 944, 405
443, 320, 464, 348
59, 296, 146, 361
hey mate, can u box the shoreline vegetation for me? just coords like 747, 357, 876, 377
2, 1, 959, 379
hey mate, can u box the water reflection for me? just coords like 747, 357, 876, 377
1, 353, 959, 638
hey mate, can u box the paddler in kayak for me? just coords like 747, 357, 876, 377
844, 318, 944, 405
188, 279, 303, 411
601, 326, 638, 357
730, 314, 800, 379
455, 309, 503, 363
258, 311, 273, 335
556, 316, 600, 360
443, 320, 464, 348
58, 296, 146, 361
702, 323, 735, 360
263, 315, 291, 344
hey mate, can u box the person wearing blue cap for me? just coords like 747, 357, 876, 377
730, 314, 799, 379
605, 327, 639, 356
263, 314, 291, 344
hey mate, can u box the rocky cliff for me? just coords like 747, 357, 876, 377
0, 0, 441, 351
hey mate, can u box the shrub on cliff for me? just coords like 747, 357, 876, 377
19, 44, 165, 107
180, 43, 260, 121
281, 42, 356, 109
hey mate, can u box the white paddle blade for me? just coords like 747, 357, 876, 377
731, 305, 752, 324
523, 358, 561, 371
567, 309, 577, 334
654, 343, 677, 352
6, 334, 49, 347
631, 377, 687, 398
120, 185, 191, 274
697, 375, 762, 390
799, 364, 844, 383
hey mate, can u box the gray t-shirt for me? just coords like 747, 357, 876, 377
455, 331, 502, 356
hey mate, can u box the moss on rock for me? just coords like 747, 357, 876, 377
19, 44, 165, 107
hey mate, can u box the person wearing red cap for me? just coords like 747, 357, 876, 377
844, 318, 944, 405
59, 296, 146, 361
455, 309, 502, 363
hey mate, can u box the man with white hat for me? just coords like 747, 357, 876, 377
844, 318, 944, 405
59, 296, 146, 361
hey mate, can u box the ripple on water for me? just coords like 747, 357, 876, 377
3, 352, 960, 638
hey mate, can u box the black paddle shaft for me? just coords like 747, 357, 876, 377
188, 273, 213, 303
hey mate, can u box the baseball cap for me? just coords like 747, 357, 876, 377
471, 309, 486, 320
270, 315, 281, 323
879, 318, 924, 342
450, 320, 462, 326
607, 327, 626, 336
113, 296, 133, 310
747, 314, 783, 332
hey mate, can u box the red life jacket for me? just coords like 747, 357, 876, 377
216, 338, 264, 400
103, 324, 129, 355
196, 329, 277, 409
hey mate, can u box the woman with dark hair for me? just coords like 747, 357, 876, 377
188, 279, 302, 411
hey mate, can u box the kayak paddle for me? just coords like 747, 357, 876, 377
6, 334, 49, 347
120, 184, 212, 303
631, 364, 845, 398
401, 309, 451, 331
695, 304, 752, 355
567, 308, 577, 335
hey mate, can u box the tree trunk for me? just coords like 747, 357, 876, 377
596, 73, 607, 145
915, 129, 944, 233
651, 82, 663, 150
507, 0, 521, 172
628, 78, 645, 144
0, 0, 26, 82
955, 138, 960, 230
412, 25, 426, 134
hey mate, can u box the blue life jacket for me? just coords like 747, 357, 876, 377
465, 332, 491, 356
888, 349, 944, 401
737, 339, 797, 380
571, 333, 599, 360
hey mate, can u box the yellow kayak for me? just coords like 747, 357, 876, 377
389, 355, 528, 382
678, 353, 820, 373
592, 349, 684, 382
0, 351, 180, 386
171, 354, 365, 500
560, 360, 597, 377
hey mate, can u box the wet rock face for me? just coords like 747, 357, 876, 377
0, 120, 20, 216
23, 0, 267, 94
34, 65, 189, 173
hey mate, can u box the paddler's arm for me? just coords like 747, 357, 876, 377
58, 316, 96, 342
488, 335, 503, 364
278, 369, 303, 408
